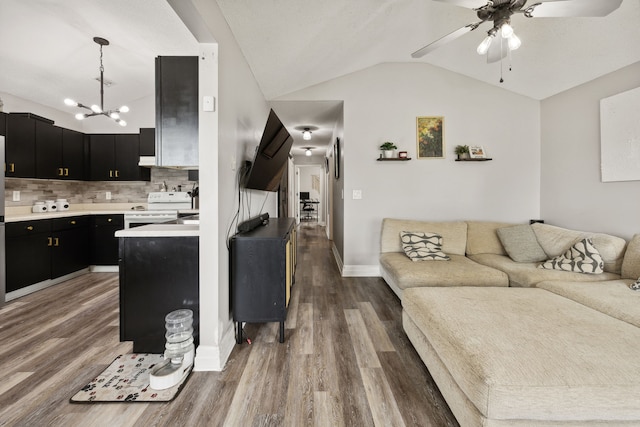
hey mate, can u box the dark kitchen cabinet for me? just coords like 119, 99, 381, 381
35, 121, 63, 179
91, 214, 124, 265
119, 236, 199, 353
0, 112, 6, 136
5, 217, 90, 293
35, 124, 85, 180
155, 56, 198, 167
139, 127, 155, 156
6, 221, 51, 292
51, 217, 90, 278
5, 113, 37, 177
88, 134, 149, 181
230, 218, 296, 343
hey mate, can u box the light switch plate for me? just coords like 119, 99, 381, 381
352, 190, 362, 199
106, 191, 112, 200
12, 190, 20, 201
203, 96, 215, 112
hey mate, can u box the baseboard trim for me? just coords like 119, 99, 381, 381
90, 265, 118, 273
331, 243, 344, 275
342, 265, 381, 277
6, 269, 90, 301
194, 321, 236, 371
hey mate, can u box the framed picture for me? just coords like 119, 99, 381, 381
416, 116, 444, 159
469, 145, 486, 158
334, 138, 340, 179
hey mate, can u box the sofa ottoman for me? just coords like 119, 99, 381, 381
403, 287, 640, 426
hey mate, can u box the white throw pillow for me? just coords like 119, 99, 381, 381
400, 231, 450, 261
539, 238, 604, 274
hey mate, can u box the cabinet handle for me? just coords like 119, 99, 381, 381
48, 237, 53, 246
115, 170, 119, 178
107, 218, 112, 222
109, 170, 113, 178
58, 168, 64, 176
26, 225, 34, 231
54, 238, 59, 247
64, 168, 69, 176
9, 163, 15, 173
70, 220, 76, 225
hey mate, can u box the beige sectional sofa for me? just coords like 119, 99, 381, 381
380, 218, 640, 425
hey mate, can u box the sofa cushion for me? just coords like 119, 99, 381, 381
538, 279, 640, 328
531, 223, 626, 274
402, 287, 640, 422
380, 252, 508, 289
539, 238, 604, 274
621, 234, 640, 279
469, 253, 620, 288
465, 221, 511, 256
381, 219, 467, 255
496, 224, 547, 263
400, 231, 450, 261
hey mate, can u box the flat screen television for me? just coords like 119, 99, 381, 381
244, 109, 293, 192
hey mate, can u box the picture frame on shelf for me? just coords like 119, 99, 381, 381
416, 116, 444, 159
469, 145, 486, 159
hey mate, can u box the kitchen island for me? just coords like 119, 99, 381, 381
116, 218, 199, 353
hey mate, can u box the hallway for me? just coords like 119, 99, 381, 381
0, 224, 457, 426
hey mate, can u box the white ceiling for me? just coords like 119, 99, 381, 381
1, 0, 639, 155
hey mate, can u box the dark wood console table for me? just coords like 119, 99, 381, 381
230, 217, 296, 343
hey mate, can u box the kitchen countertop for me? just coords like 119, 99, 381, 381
5, 204, 199, 223
115, 223, 199, 238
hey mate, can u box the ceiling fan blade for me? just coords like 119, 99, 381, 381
486, 38, 509, 63
525, 0, 622, 18
432, 0, 489, 9
411, 22, 482, 58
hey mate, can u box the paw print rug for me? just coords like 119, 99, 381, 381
70, 354, 191, 403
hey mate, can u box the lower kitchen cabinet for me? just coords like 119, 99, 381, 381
119, 236, 199, 353
6, 217, 90, 293
90, 214, 124, 265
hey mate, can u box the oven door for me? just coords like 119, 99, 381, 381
124, 211, 178, 229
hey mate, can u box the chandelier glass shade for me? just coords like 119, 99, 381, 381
476, 22, 521, 56
65, 37, 128, 126
302, 128, 312, 140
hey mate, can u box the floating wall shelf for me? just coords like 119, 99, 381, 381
455, 158, 492, 162
377, 158, 411, 161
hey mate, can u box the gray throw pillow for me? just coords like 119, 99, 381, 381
497, 224, 547, 263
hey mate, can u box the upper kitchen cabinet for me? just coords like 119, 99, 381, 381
139, 127, 155, 156
5, 113, 40, 177
61, 128, 86, 180
155, 56, 198, 168
35, 121, 63, 179
0, 112, 6, 136
88, 134, 150, 181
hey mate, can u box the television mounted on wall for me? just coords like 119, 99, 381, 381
244, 109, 293, 192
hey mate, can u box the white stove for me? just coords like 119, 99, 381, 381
124, 192, 192, 228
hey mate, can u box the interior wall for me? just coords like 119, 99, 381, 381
540, 61, 640, 240
277, 62, 540, 271
183, 0, 271, 370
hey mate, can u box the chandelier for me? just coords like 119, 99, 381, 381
64, 37, 129, 126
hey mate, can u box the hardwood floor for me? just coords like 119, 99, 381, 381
0, 224, 458, 427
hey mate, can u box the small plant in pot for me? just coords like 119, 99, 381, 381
380, 142, 398, 159
454, 145, 470, 160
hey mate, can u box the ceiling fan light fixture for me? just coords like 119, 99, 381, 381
477, 35, 494, 55
508, 33, 522, 50
500, 22, 514, 38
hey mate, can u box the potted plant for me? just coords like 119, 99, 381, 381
454, 144, 470, 160
380, 141, 398, 159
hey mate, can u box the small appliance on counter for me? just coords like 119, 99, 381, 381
32, 202, 47, 213
56, 199, 69, 211
44, 200, 57, 212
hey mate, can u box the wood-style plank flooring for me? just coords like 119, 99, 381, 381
0, 224, 458, 426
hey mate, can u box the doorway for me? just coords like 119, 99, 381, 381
295, 164, 325, 225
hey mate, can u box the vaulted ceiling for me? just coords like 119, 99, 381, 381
1, 0, 639, 153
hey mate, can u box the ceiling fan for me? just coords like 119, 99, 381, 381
412, 0, 623, 63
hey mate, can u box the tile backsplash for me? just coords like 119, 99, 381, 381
5, 168, 198, 207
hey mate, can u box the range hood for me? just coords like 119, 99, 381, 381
139, 156, 156, 167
